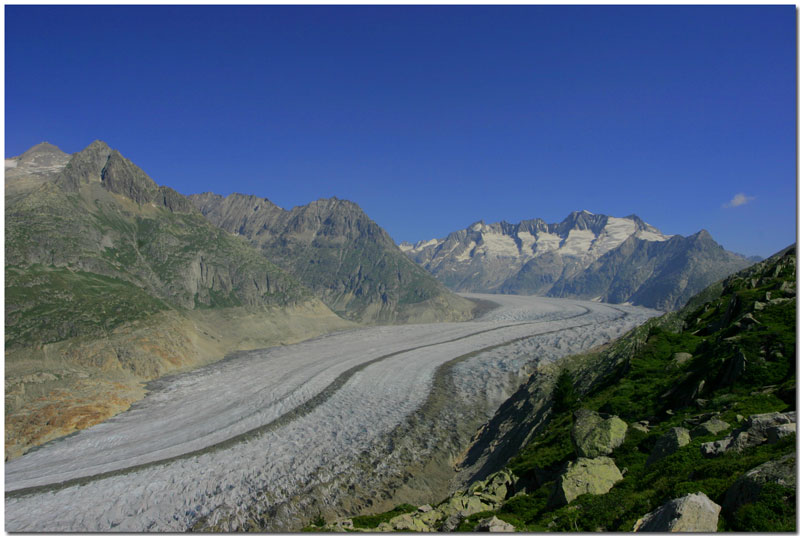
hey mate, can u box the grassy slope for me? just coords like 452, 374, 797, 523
347, 246, 796, 532
469, 247, 796, 531
6, 181, 310, 349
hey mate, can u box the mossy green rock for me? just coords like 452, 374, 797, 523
388, 512, 438, 532
571, 409, 628, 458
550, 456, 624, 506
439, 494, 494, 518
469, 469, 517, 504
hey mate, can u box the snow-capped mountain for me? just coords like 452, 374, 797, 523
400, 211, 753, 311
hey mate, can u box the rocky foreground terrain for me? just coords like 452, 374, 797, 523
322, 246, 795, 532
5, 294, 658, 531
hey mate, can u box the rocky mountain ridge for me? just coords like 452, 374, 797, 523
402, 211, 753, 311
189, 192, 475, 323
5, 140, 354, 459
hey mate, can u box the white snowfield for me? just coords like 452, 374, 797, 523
5, 294, 660, 532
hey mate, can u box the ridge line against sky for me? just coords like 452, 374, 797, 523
5, 5, 796, 257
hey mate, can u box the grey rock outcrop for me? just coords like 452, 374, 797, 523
475, 516, 515, 532
723, 453, 796, 512
550, 456, 624, 506
647, 427, 691, 465
571, 409, 628, 458
335, 469, 517, 532
701, 411, 796, 457
633, 492, 721, 532
767, 423, 796, 443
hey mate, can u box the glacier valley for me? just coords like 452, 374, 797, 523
5, 294, 659, 531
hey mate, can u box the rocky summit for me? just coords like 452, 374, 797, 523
401, 211, 753, 311
189, 192, 475, 323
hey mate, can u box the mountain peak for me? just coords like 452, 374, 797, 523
11, 141, 70, 171
19, 141, 66, 156
87, 140, 111, 151
692, 229, 714, 241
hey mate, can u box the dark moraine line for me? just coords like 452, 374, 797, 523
7, 304, 604, 499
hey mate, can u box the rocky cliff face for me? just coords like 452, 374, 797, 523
190, 192, 475, 323
402, 211, 752, 311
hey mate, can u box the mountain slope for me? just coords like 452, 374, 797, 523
334, 244, 796, 532
189, 192, 475, 323
402, 211, 752, 310
5, 141, 352, 459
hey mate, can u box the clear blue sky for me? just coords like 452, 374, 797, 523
5, 5, 796, 257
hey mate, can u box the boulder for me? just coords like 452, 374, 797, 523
571, 409, 628, 458
472, 469, 516, 504
767, 423, 796, 443
418, 504, 433, 513
440, 514, 462, 532
475, 516, 515, 532
747, 411, 795, 437
647, 427, 691, 465
690, 417, 730, 439
550, 456, 623, 506
438, 494, 493, 519
723, 453, 796, 512
389, 512, 437, 532
633, 492, 721, 532
701, 437, 732, 458
701, 411, 795, 457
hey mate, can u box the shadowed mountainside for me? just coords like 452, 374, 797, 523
189, 192, 475, 323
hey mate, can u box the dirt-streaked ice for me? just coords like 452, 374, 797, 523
5, 294, 659, 531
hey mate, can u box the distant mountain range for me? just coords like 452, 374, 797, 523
401, 211, 755, 311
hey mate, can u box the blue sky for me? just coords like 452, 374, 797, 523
5, 5, 796, 257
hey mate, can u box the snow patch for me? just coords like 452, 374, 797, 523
635, 229, 670, 242
532, 232, 562, 256
516, 231, 537, 258
455, 242, 476, 262
476, 232, 519, 258
559, 228, 596, 257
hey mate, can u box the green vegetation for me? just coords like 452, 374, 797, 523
346, 247, 796, 532
552, 369, 578, 413
5, 265, 167, 347
731, 482, 796, 532
480, 247, 797, 531
6, 171, 311, 349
